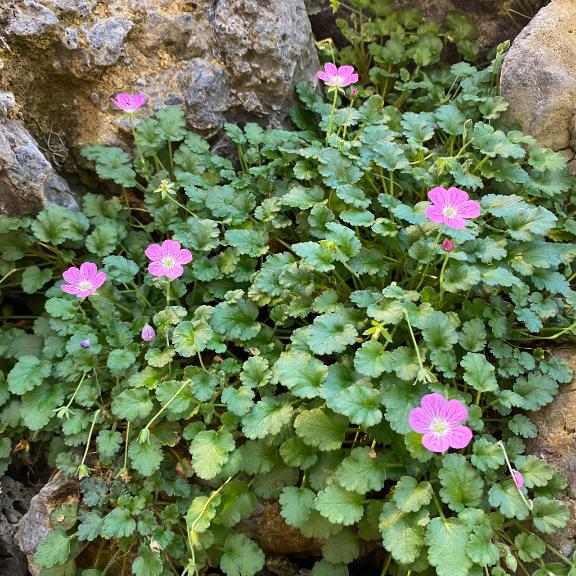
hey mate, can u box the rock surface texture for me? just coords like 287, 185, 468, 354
528, 348, 576, 557
500, 0, 576, 171
0, 0, 319, 172
0, 477, 35, 576
15, 474, 79, 576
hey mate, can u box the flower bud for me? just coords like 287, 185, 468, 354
141, 324, 156, 342
442, 239, 454, 251
350, 87, 358, 97
512, 469, 524, 490
80, 339, 90, 349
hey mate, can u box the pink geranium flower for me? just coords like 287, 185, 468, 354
425, 186, 480, 230
316, 63, 358, 88
111, 92, 146, 113
408, 392, 473, 453
60, 262, 107, 298
512, 469, 524, 490
145, 239, 193, 280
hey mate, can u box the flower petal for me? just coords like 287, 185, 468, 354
447, 425, 473, 449
79, 262, 97, 280
176, 248, 193, 265
92, 272, 107, 290
165, 264, 184, 280
60, 284, 82, 296
148, 262, 169, 277
427, 186, 448, 207
161, 239, 182, 256
316, 71, 332, 82
422, 433, 450, 453
408, 407, 431, 433
443, 399, 468, 425
324, 62, 338, 75
456, 199, 481, 219
443, 216, 467, 230
338, 65, 356, 77
425, 205, 445, 224
420, 393, 447, 415
62, 266, 81, 285
145, 243, 164, 261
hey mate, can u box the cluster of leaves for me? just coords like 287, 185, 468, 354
2, 3, 576, 576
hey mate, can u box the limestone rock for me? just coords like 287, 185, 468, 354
1, 0, 319, 173
0, 118, 78, 217
15, 474, 79, 576
0, 477, 35, 576
527, 348, 576, 557
500, 0, 576, 156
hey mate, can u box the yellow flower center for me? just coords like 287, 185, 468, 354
442, 206, 457, 218
78, 280, 92, 291
430, 418, 449, 435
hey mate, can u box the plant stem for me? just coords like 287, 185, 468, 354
415, 227, 444, 291
432, 490, 446, 521
403, 309, 426, 379
326, 89, 339, 140
78, 409, 100, 475
140, 379, 190, 438
380, 554, 392, 576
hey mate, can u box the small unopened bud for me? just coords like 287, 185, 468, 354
442, 239, 454, 252
80, 339, 90, 349
512, 469, 524, 490
141, 324, 156, 342
350, 87, 358, 97
150, 540, 162, 553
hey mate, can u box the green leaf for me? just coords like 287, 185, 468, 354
422, 311, 458, 351
508, 414, 537, 438
7, 355, 51, 394
322, 529, 360, 564
466, 525, 499, 567
189, 430, 235, 480
279, 486, 316, 528
77, 511, 103, 542
85, 223, 119, 257
275, 352, 327, 399
312, 560, 349, 576
220, 534, 265, 576
336, 447, 387, 495
101, 507, 136, 539
107, 349, 136, 375
515, 532, 546, 562
461, 353, 498, 392
102, 256, 139, 283
458, 319, 487, 352
111, 388, 153, 421
354, 340, 389, 377
173, 320, 213, 356
532, 497, 570, 533
225, 229, 269, 257
294, 408, 348, 451
132, 548, 163, 576
155, 105, 186, 141
242, 397, 293, 439
393, 476, 433, 513
439, 454, 484, 512
488, 481, 530, 520
35, 527, 71, 568
280, 436, 318, 469
128, 437, 163, 476
240, 356, 271, 388
425, 517, 472, 576
222, 386, 255, 417
471, 438, 505, 472
332, 384, 382, 427
186, 494, 220, 534
21, 266, 52, 294
379, 502, 427, 564
315, 484, 364, 526
96, 430, 122, 460
211, 300, 261, 341
306, 313, 358, 355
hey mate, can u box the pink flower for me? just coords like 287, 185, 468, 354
60, 262, 107, 298
111, 92, 146, 113
145, 239, 193, 280
512, 469, 524, 490
425, 186, 481, 230
408, 392, 473, 453
141, 324, 156, 342
316, 63, 358, 88
442, 239, 454, 251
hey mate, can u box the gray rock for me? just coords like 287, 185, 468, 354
0, 93, 15, 118
15, 475, 79, 576
501, 0, 576, 153
0, 119, 78, 217
2, 0, 319, 177
0, 477, 35, 576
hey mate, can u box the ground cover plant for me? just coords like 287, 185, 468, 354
1, 1, 576, 575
